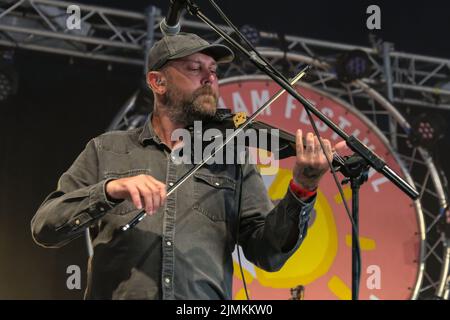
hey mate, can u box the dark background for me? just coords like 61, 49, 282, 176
0, 0, 449, 299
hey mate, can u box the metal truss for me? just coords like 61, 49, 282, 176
255, 31, 450, 111
2, 0, 448, 299
0, 0, 153, 66
1, 0, 450, 111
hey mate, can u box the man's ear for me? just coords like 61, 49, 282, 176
147, 71, 167, 94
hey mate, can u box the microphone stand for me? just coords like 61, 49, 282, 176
182, 0, 420, 300
335, 155, 370, 300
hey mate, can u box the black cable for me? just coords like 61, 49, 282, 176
205, 0, 362, 298
235, 163, 250, 300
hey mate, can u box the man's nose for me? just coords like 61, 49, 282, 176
201, 70, 217, 86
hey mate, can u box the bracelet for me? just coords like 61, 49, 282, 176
289, 179, 317, 199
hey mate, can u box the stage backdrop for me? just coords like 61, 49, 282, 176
218, 76, 421, 300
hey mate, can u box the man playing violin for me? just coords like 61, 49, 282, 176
31, 33, 341, 299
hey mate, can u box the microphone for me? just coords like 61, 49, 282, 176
160, 0, 187, 36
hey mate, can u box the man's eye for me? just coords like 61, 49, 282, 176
187, 64, 200, 71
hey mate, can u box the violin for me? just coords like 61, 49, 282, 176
185, 108, 346, 167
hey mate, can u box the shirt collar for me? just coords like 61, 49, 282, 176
138, 113, 163, 146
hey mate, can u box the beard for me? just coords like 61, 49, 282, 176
161, 85, 218, 126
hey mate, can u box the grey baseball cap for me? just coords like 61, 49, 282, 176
147, 32, 235, 71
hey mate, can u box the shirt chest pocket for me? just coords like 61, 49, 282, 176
103, 169, 153, 216
193, 172, 236, 222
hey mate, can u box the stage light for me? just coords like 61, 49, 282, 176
335, 49, 371, 83
407, 113, 446, 148
239, 24, 260, 46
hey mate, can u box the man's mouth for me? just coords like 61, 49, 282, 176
197, 93, 217, 103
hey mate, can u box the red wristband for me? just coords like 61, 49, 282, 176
289, 179, 317, 199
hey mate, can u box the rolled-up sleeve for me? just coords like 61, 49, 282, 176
237, 163, 315, 272
31, 138, 116, 248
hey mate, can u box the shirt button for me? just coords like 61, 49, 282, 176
166, 241, 172, 246
99, 206, 105, 212
75, 219, 80, 225
169, 182, 174, 187
164, 277, 171, 285
214, 182, 220, 186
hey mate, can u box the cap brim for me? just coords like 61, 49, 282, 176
169, 43, 234, 64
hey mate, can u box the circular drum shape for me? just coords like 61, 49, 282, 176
219, 76, 421, 300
